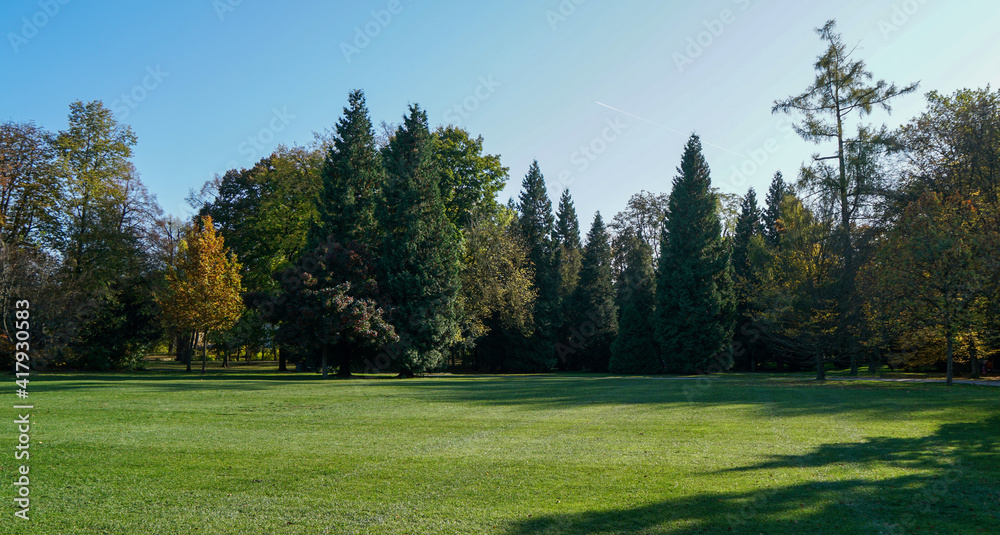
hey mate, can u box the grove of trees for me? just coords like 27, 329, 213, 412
3, 20, 998, 381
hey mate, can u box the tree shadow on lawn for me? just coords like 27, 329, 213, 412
500, 416, 1000, 534
29, 372, 317, 393
383, 375, 996, 419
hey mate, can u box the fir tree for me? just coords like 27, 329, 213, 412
656, 134, 736, 374
609, 238, 659, 374
311, 90, 385, 251
515, 161, 559, 370
564, 212, 617, 371
378, 105, 462, 377
763, 172, 787, 247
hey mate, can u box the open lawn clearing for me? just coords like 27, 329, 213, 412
4, 369, 998, 534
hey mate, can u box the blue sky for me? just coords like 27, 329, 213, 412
4, 0, 1000, 225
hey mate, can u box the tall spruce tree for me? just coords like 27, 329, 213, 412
515, 161, 559, 370
378, 105, 462, 377
731, 188, 765, 371
763, 172, 787, 247
311, 90, 385, 251
564, 212, 617, 371
609, 237, 659, 374
656, 134, 736, 374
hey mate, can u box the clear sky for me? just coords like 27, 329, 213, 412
4, 0, 1000, 224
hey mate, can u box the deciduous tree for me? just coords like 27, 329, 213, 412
160, 216, 244, 373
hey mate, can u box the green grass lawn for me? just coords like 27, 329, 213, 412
4, 364, 999, 534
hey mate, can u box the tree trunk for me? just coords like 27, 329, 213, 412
185, 331, 195, 372
202, 330, 209, 374
278, 345, 287, 372
337, 343, 352, 378
868, 348, 880, 376
321, 343, 329, 379
946, 330, 954, 386
815, 350, 826, 381
222, 348, 229, 368
969, 335, 980, 379
175, 332, 188, 362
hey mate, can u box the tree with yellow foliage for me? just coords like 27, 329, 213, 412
160, 216, 244, 373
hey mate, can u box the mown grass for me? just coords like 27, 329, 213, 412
3, 364, 998, 534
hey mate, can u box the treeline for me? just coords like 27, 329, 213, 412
2, 21, 998, 381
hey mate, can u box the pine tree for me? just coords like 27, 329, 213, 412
311, 90, 385, 251
656, 134, 736, 374
378, 105, 462, 377
564, 212, 617, 371
609, 238, 659, 374
763, 172, 787, 247
515, 161, 559, 370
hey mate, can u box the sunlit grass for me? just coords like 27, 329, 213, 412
4, 364, 998, 534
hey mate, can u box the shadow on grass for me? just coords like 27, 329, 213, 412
29, 371, 327, 393
376, 375, 994, 419
500, 416, 1000, 534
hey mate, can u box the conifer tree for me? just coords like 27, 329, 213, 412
378, 105, 462, 377
731, 188, 765, 371
656, 134, 735, 374
311, 90, 385, 251
553, 189, 583, 362
515, 161, 559, 370
554, 189, 582, 249
268, 238, 397, 379
733, 189, 764, 287
763, 172, 788, 247
554, 190, 583, 297
609, 238, 659, 374
564, 212, 617, 371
